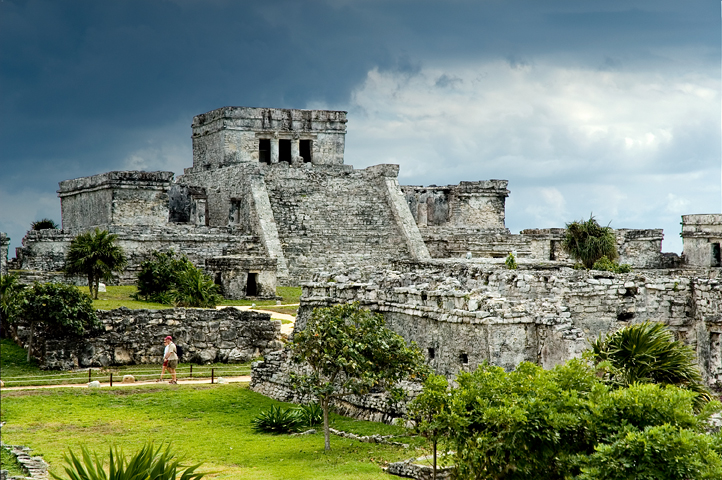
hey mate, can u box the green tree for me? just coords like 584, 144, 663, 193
562, 215, 617, 269
407, 374, 450, 480
65, 228, 127, 299
589, 321, 711, 409
14, 282, 99, 362
290, 303, 427, 451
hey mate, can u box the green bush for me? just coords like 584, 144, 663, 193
505, 251, 518, 270
577, 424, 722, 480
591, 256, 631, 274
16, 282, 99, 337
562, 215, 618, 269
65, 228, 127, 299
31, 218, 59, 230
435, 359, 722, 480
135, 250, 222, 308
50, 443, 206, 480
252, 405, 302, 434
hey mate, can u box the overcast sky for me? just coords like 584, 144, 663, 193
1, 0, 719, 256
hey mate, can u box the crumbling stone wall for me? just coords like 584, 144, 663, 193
252, 261, 722, 416
24, 307, 283, 370
59, 171, 174, 231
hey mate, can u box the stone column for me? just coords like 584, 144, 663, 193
271, 138, 279, 164
0, 232, 9, 276
417, 203, 428, 227
291, 139, 300, 160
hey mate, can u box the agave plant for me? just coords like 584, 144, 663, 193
252, 405, 302, 434
31, 218, 59, 230
296, 403, 323, 428
50, 443, 206, 480
590, 321, 711, 409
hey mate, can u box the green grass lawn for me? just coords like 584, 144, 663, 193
0, 384, 423, 479
1, 339, 253, 387
90, 285, 301, 316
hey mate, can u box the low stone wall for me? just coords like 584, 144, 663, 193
251, 260, 722, 423
22, 307, 283, 370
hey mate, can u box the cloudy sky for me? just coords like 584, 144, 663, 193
1, 0, 719, 255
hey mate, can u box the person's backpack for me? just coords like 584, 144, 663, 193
176, 344, 183, 361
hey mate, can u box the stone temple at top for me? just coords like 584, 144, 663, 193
4, 106, 722, 298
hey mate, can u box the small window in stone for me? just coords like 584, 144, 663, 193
428, 347, 435, 359
246, 272, 258, 297
549, 240, 559, 261
229, 198, 243, 225
713, 242, 721, 267
259, 139, 271, 164
459, 352, 468, 364
279, 139, 292, 163
300, 139, 312, 163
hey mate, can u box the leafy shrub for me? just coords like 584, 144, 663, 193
1, 274, 25, 331
296, 403, 323, 428
135, 250, 222, 308
562, 215, 618, 268
252, 405, 302, 434
50, 443, 206, 480
16, 282, 99, 336
505, 251, 518, 270
31, 218, 59, 230
591, 255, 631, 273
435, 359, 722, 480
171, 267, 222, 308
577, 424, 722, 480
135, 250, 193, 302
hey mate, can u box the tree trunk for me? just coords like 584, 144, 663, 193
26, 321, 35, 363
94, 277, 100, 300
87, 273, 94, 298
433, 439, 437, 480
322, 397, 331, 451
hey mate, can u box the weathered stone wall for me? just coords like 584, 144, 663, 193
59, 171, 174, 231
252, 262, 722, 416
682, 214, 722, 267
191, 107, 347, 169
1, 232, 9, 276
403, 180, 509, 230
14, 225, 266, 284
205, 256, 277, 299
21, 307, 283, 370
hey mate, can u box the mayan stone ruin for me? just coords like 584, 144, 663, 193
3, 106, 722, 417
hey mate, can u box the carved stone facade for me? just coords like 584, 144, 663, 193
681, 214, 722, 267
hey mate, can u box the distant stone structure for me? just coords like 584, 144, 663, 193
10, 105, 696, 296
681, 214, 722, 267
0, 232, 8, 276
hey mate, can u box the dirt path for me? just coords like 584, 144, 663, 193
2, 375, 252, 391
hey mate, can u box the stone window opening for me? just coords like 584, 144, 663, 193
459, 352, 468, 364
279, 139, 292, 163
246, 272, 258, 296
428, 347, 435, 359
300, 139, 312, 163
259, 139, 271, 164
229, 198, 244, 225
712, 242, 721, 267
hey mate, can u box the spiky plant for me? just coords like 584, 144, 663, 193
562, 215, 618, 269
50, 443, 206, 480
65, 228, 127, 299
252, 405, 302, 434
31, 218, 59, 230
171, 267, 222, 308
590, 321, 711, 409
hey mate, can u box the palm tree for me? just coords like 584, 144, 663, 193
562, 215, 617, 268
590, 321, 711, 409
65, 228, 127, 299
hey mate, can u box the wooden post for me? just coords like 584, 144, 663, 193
190, 365, 193, 379
211, 368, 214, 384
88, 369, 92, 383
110, 373, 113, 387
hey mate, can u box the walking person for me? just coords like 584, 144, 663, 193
162, 335, 179, 384
156, 336, 171, 382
